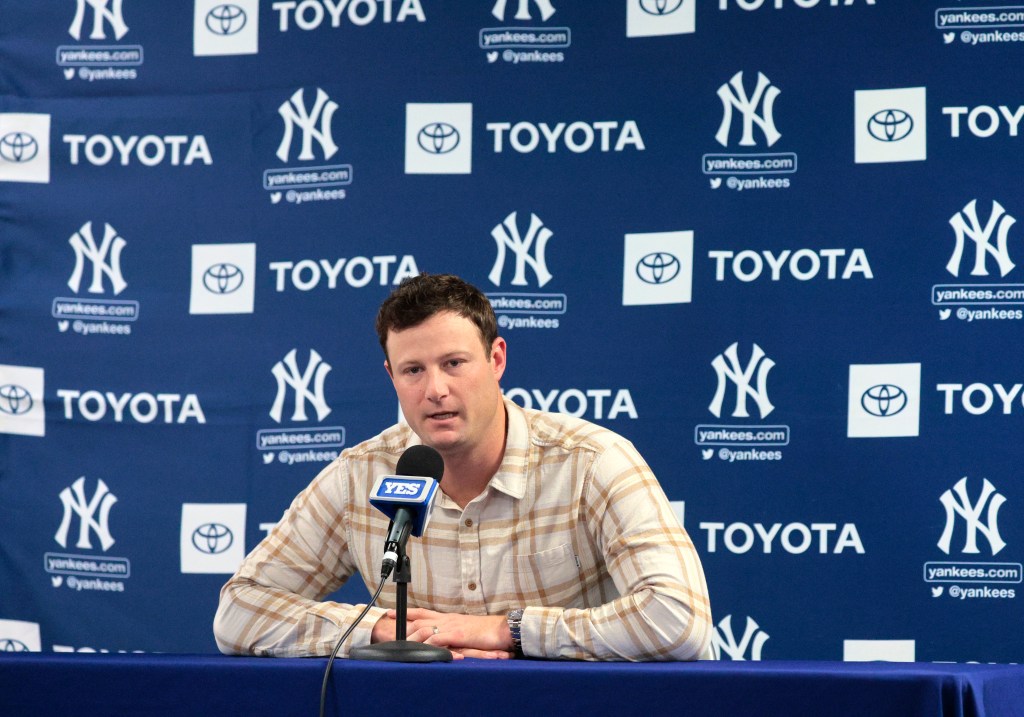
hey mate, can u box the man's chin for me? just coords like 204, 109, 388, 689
423, 433, 462, 452
412, 424, 462, 451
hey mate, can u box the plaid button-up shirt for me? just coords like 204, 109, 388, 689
215, 399, 712, 661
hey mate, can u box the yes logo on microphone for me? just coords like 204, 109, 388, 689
374, 478, 431, 502
370, 473, 440, 540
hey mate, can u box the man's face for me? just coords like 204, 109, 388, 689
385, 311, 506, 458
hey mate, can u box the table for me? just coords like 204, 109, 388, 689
1, 654, 1022, 717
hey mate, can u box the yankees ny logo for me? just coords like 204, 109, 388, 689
54, 477, 117, 551
69, 0, 129, 40
489, 211, 554, 288
716, 71, 781, 148
277, 88, 339, 163
709, 342, 775, 419
67, 221, 128, 295
937, 477, 1007, 556
712, 615, 769, 661
270, 349, 333, 423
946, 199, 1016, 278
492, 0, 556, 21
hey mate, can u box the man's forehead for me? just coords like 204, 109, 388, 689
386, 312, 486, 356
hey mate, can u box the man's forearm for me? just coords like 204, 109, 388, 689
525, 586, 712, 661
214, 576, 385, 657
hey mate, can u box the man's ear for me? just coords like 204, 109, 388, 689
384, 359, 393, 380
490, 337, 507, 381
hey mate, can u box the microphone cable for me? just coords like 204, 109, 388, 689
318, 575, 388, 717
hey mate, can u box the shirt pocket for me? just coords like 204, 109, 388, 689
499, 543, 583, 607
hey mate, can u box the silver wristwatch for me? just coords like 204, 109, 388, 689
507, 608, 524, 656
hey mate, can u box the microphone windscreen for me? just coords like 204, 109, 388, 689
396, 444, 445, 482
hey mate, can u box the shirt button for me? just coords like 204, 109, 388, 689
464, 519, 473, 527
468, 582, 477, 591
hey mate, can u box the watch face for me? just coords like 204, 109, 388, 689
507, 609, 524, 656
507, 609, 523, 635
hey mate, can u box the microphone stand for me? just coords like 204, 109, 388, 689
350, 540, 452, 663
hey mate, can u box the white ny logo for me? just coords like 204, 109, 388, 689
489, 212, 554, 288
68, 222, 128, 295
277, 88, 339, 163
712, 615, 769, 661
492, 0, 556, 21
69, 0, 129, 41
270, 349, 333, 423
55, 477, 117, 551
938, 477, 1006, 556
947, 199, 1016, 278
709, 342, 775, 419
716, 71, 781, 148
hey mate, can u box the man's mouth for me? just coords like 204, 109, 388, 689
428, 411, 457, 421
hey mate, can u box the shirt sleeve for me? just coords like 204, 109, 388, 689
526, 439, 713, 661
212, 458, 387, 657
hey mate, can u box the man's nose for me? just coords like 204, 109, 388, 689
424, 367, 449, 401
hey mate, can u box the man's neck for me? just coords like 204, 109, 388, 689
438, 406, 508, 509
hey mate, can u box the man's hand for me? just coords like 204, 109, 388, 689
370, 613, 404, 645
374, 608, 514, 660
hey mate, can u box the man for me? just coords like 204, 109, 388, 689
214, 273, 712, 661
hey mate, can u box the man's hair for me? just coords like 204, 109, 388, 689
376, 273, 498, 363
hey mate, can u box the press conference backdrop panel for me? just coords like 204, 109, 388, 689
1, 1, 1021, 663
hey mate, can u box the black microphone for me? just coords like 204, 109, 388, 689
349, 443, 453, 664
368, 445, 445, 578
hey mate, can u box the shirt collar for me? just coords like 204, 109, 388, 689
486, 397, 529, 501
411, 397, 530, 507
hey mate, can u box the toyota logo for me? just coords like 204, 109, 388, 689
192, 523, 234, 554
206, 4, 247, 35
861, 384, 908, 417
867, 109, 914, 143
636, 252, 681, 285
0, 384, 33, 415
0, 132, 39, 163
640, 0, 684, 15
202, 263, 245, 295
0, 639, 31, 652
417, 122, 460, 154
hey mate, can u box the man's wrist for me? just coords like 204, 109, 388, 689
370, 613, 396, 644
506, 608, 524, 656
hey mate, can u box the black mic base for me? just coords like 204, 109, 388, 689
349, 640, 453, 663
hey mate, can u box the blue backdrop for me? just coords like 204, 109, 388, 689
1, 0, 1022, 663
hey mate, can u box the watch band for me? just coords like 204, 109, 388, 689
507, 608, 525, 656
